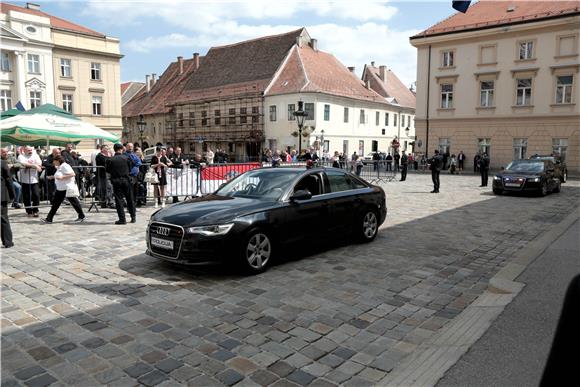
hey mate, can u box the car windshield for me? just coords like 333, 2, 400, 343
505, 161, 544, 173
215, 169, 298, 201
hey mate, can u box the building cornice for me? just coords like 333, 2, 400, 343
550, 63, 580, 73
414, 114, 580, 124
52, 44, 123, 59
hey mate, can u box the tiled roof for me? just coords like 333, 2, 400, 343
363, 65, 416, 109
123, 57, 203, 117
121, 82, 145, 106
0, 2, 105, 38
413, 0, 580, 38
177, 28, 305, 103
267, 45, 389, 104
121, 82, 131, 96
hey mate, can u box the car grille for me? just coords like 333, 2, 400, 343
503, 176, 526, 188
149, 222, 184, 259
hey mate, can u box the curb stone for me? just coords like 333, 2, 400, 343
380, 208, 580, 387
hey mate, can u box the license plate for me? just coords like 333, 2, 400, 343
505, 183, 521, 187
151, 237, 174, 250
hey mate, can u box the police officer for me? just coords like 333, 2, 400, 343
400, 152, 408, 181
429, 149, 444, 193
106, 143, 136, 225
479, 152, 490, 187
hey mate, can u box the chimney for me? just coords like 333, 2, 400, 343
177, 56, 184, 74
193, 53, 200, 70
151, 73, 157, 86
26, 3, 40, 10
366, 80, 371, 89
371, 61, 375, 67
311, 38, 318, 51
379, 65, 387, 81
348, 66, 356, 73
145, 74, 150, 92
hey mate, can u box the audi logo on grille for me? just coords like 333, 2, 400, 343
155, 226, 170, 236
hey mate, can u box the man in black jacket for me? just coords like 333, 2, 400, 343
394, 152, 401, 172
400, 152, 408, 181
479, 152, 490, 187
1, 148, 15, 248
106, 143, 136, 225
42, 148, 60, 204
429, 150, 444, 193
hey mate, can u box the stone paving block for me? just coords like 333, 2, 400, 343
267, 360, 295, 377
302, 362, 332, 377
14, 366, 46, 381
27, 347, 56, 361
124, 362, 154, 378
155, 358, 183, 374
216, 369, 245, 386
23, 373, 57, 387
226, 357, 259, 375
250, 369, 279, 386
308, 378, 338, 387
137, 370, 169, 387
169, 364, 201, 382
189, 374, 224, 386
93, 367, 126, 384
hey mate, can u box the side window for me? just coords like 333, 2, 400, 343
327, 172, 353, 193
294, 174, 322, 196
350, 176, 367, 189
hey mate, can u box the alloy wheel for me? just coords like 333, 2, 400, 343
246, 233, 271, 270
362, 211, 378, 239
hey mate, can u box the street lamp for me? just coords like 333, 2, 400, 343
293, 101, 306, 156
320, 129, 325, 157
137, 114, 146, 148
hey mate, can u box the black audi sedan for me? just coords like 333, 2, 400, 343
492, 159, 561, 196
146, 167, 387, 273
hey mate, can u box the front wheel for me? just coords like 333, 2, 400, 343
540, 182, 548, 197
240, 230, 272, 274
359, 210, 379, 243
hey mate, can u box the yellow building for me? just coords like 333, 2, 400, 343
411, 0, 579, 173
1, 2, 122, 153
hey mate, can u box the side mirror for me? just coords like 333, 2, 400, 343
290, 190, 312, 202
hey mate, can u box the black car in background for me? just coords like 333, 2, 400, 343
492, 159, 561, 196
529, 154, 567, 182
147, 167, 387, 274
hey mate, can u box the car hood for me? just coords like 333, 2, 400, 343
498, 171, 542, 177
150, 194, 277, 226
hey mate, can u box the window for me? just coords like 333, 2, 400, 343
304, 103, 314, 120
240, 107, 247, 124
438, 138, 450, 154
228, 108, 235, 124
294, 174, 322, 196
29, 91, 41, 109
189, 112, 195, 126
381, 128, 385, 135
442, 50, 454, 67
92, 96, 102, 115
287, 104, 295, 121
480, 81, 494, 107
478, 138, 491, 155
519, 41, 534, 60
1, 52, 11, 72
384, 113, 389, 126
0, 90, 12, 111
342, 140, 349, 155
324, 104, 330, 121
177, 113, 184, 127
326, 170, 362, 193
394, 114, 397, 126
252, 106, 259, 123
60, 58, 71, 77
402, 115, 406, 127
558, 35, 577, 56
480, 45, 496, 64
516, 78, 532, 105
323, 140, 329, 153
27, 54, 40, 73
90, 62, 101, 80
441, 84, 453, 108
372, 140, 378, 152
343, 107, 349, 123
375, 111, 380, 126
359, 109, 365, 124
214, 109, 221, 125
513, 138, 528, 160
556, 75, 573, 104
552, 138, 568, 162
269, 105, 277, 121
358, 140, 364, 155
62, 94, 73, 113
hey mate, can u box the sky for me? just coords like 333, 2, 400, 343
20, 1, 459, 88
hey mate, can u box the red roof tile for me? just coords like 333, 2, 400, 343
121, 82, 131, 96
363, 65, 416, 108
267, 45, 388, 104
1, 2, 105, 37
413, 0, 580, 39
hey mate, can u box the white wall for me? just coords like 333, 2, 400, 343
264, 92, 415, 156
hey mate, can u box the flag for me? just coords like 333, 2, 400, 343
452, 0, 471, 13
15, 101, 25, 111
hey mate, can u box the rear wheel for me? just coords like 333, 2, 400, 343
359, 209, 379, 243
240, 230, 272, 274
540, 182, 549, 196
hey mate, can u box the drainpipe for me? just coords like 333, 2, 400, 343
426, 45, 431, 158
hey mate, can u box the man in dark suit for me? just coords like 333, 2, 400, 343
106, 143, 136, 225
1, 148, 15, 248
479, 152, 490, 187
400, 152, 408, 181
429, 150, 444, 193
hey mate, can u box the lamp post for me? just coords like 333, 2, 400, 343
293, 101, 306, 156
404, 127, 410, 151
320, 129, 325, 159
137, 114, 146, 148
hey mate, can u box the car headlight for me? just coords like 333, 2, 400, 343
186, 224, 234, 236
493, 175, 501, 180
532, 177, 540, 182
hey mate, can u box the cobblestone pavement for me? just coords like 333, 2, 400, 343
2, 173, 579, 387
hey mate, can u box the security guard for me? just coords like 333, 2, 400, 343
429, 150, 444, 193
106, 143, 136, 225
400, 152, 408, 181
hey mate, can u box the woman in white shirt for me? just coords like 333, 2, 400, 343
41, 155, 85, 224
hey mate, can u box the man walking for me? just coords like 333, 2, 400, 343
96, 145, 114, 208
106, 144, 136, 225
125, 143, 142, 206
457, 150, 466, 172
394, 152, 401, 171
429, 149, 444, 193
17, 146, 42, 217
1, 148, 15, 248
43, 148, 60, 204
479, 152, 490, 187
400, 152, 408, 181
386, 153, 393, 171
